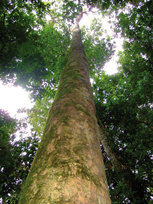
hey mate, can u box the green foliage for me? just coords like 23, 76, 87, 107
118, 0, 153, 58
0, 109, 16, 142
0, 136, 39, 203
38, 22, 70, 80
82, 20, 113, 76
0, 0, 48, 64
94, 71, 153, 203
61, 0, 83, 22
28, 92, 54, 137
82, 0, 133, 11
14, 22, 70, 99
0, 0, 50, 99
0, 110, 39, 203
92, 1, 153, 202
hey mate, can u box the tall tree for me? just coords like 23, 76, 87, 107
1, 0, 152, 203
19, 13, 111, 203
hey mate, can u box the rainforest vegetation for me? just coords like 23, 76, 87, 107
0, 0, 152, 203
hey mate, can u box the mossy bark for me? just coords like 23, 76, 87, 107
19, 23, 111, 204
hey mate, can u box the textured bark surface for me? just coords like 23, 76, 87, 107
19, 23, 111, 204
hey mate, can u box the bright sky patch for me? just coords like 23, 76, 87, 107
0, 81, 33, 118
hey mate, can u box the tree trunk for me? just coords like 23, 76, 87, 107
19, 22, 111, 204
98, 121, 127, 172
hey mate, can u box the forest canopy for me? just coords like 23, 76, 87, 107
0, 0, 153, 203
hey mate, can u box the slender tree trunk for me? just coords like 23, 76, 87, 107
19, 21, 111, 204
98, 121, 147, 203
98, 121, 127, 172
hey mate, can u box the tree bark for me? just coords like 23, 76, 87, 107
19, 21, 111, 203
